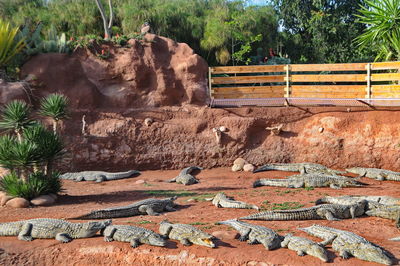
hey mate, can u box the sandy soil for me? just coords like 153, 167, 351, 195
0, 168, 399, 265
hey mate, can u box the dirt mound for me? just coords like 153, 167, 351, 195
20, 34, 209, 108
0, 80, 30, 105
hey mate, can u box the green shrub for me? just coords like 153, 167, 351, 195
0, 171, 61, 200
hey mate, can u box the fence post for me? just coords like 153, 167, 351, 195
208, 67, 213, 99
365, 63, 371, 99
284, 64, 291, 106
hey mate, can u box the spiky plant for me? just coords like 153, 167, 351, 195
355, 0, 400, 61
39, 93, 69, 133
0, 100, 36, 141
23, 125, 64, 176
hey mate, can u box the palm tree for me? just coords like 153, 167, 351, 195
0, 100, 36, 142
39, 93, 69, 133
355, 0, 400, 61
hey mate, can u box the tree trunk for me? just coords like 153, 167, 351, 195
95, 0, 113, 40
45, 160, 53, 177
53, 120, 57, 134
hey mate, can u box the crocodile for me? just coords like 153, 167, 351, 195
390, 236, 400, 241
365, 202, 400, 228
60, 170, 140, 182
239, 201, 366, 221
253, 163, 344, 175
103, 224, 166, 247
299, 224, 393, 265
0, 218, 111, 242
212, 192, 259, 210
166, 166, 202, 185
280, 233, 328, 262
72, 197, 178, 219
253, 173, 365, 189
346, 167, 400, 181
315, 195, 400, 206
159, 220, 215, 248
216, 219, 281, 250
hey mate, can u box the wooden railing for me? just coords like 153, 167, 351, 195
209, 62, 400, 101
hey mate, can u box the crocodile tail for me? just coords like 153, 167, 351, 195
253, 165, 274, 173
239, 209, 315, 221
215, 219, 238, 225
71, 210, 113, 220
253, 179, 289, 188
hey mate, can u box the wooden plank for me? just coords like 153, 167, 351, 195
290, 74, 366, 82
291, 92, 365, 98
371, 85, 400, 92
371, 92, 400, 97
212, 75, 285, 84
371, 61, 400, 70
213, 93, 283, 99
213, 86, 285, 93
290, 63, 366, 72
211, 65, 285, 74
291, 85, 365, 92
371, 73, 400, 81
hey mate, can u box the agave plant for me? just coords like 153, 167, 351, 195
23, 125, 64, 176
39, 93, 69, 133
0, 18, 26, 70
0, 100, 36, 142
355, 0, 400, 61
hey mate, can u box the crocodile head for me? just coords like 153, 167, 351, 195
259, 236, 281, 250
76, 220, 112, 238
340, 178, 366, 187
192, 237, 215, 248
144, 233, 167, 247
352, 243, 393, 265
308, 244, 329, 262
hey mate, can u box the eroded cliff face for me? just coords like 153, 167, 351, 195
57, 106, 400, 171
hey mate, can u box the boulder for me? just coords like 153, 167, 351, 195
135, 179, 146, 185
48, 193, 58, 200
211, 231, 238, 240
231, 164, 242, 172
6, 197, 30, 208
30, 195, 56, 206
0, 192, 14, 206
243, 164, 255, 172
233, 158, 246, 168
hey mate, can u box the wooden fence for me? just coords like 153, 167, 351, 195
209, 62, 400, 104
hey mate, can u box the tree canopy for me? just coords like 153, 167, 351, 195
0, 0, 378, 65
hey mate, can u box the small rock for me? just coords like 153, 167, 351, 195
219, 126, 227, 132
318, 127, 324, 133
30, 195, 56, 206
233, 158, 246, 168
135, 179, 146, 184
6, 197, 30, 208
211, 231, 237, 240
243, 164, 255, 172
144, 118, 153, 127
1, 195, 14, 206
231, 164, 242, 172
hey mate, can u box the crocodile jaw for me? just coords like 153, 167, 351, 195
193, 238, 215, 248
352, 244, 393, 265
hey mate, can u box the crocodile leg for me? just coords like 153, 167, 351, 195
319, 235, 337, 246
247, 232, 259, 245
17, 223, 33, 241
165, 205, 177, 212
329, 184, 341, 189
75, 175, 84, 182
165, 177, 176, 183
376, 174, 386, 181
95, 175, 107, 182
297, 250, 306, 256
104, 227, 117, 242
180, 238, 192, 246
339, 249, 351, 259
280, 235, 291, 247
130, 238, 141, 248
300, 166, 307, 175
55, 233, 73, 243
238, 228, 251, 241
317, 208, 341, 221
139, 205, 160, 216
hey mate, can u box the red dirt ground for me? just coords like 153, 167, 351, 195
1, 168, 399, 265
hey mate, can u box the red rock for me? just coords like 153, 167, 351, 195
243, 164, 255, 172
211, 231, 238, 240
31, 195, 56, 206
6, 197, 30, 208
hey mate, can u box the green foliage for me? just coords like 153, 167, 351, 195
0, 18, 25, 68
25, 26, 71, 55
0, 171, 61, 200
0, 135, 40, 169
39, 93, 69, 122
0, 100, 36, 136
355, 0, 400, 61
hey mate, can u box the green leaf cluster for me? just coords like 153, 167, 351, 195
0, 18, 25, 68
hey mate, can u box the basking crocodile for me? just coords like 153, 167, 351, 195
280, 233, 328, 262
253, 173, 365, 189
72, 197, 178, 219
212, 192, 259, 210
0, 218, 111, 242
346, 167, 400, 181
60, 170, 140, 182
166, 166, 202, 185
159, 220, 215, 248
253, 163, 344, 175
216, 219, 281, 250
239, 201, 366, 221
365, 202, 400, 228
103, 224, 166, 247
316, 195, 400, 206
299, 224, 393, 265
